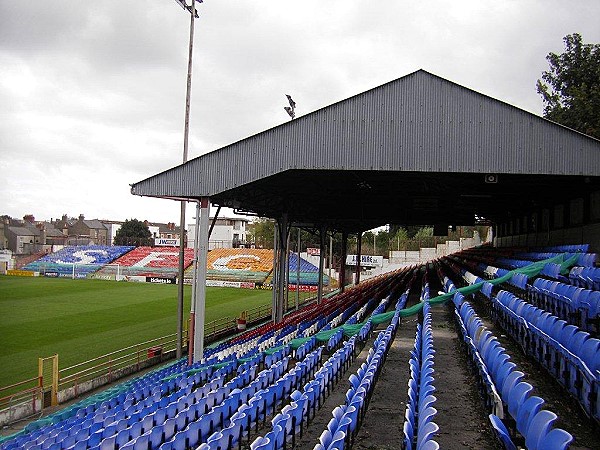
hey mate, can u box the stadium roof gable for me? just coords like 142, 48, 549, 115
131, 69, 600, 232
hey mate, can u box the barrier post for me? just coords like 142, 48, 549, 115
51, 355, 58, 406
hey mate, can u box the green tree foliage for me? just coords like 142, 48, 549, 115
247, 218, 275, 248
114, 219, 152, 246
537, 33, 600, 139
413, 226, 433, 239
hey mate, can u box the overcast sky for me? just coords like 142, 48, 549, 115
1, 1, 599, 225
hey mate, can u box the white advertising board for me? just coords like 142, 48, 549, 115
345, 254, 384, 267
155, 238, 180, 247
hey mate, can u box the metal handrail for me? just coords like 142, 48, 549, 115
0, 378, 41, 408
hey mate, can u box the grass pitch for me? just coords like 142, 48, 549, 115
0, 276, 273, 388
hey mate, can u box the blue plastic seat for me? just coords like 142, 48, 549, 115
418, 394, 437, 412
500, 370, 524, 402
507, 381, 533, 418
537, 427, 573, 450
516, 395, 544, 437
580, 337, 600, 372
328, 430, 346, 450
319, 429, 333, 448
403, 420, 414, 450
99, 436, 116, 450
525, 410, 557, 450
148, 426, 164, 448
132, 433, 149, 450
418, 440, 439, 450
488, 415, 516, 450
249, 435, 271, 450
418, 406, 437, 427
115, 429, 130, 448
416, 421, 438, 449
162, 418, 176, 443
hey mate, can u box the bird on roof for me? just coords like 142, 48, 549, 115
284, 106, 295, 119
286, 94, 296, 109
284, 94, 296, 120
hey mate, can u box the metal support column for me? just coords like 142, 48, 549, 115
276, 214, 288, 322
317, 227, 326, 304
340, 232, 347, 293
188, 200, 201, 365
355, 232, 362, 285
271, 224, 278, 322
191, 197, 210, 363
296, 228, 301, 310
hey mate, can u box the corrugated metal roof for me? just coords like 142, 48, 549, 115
131, 69, 600, 200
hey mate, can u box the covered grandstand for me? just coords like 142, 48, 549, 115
131, 69, 600, 331
2, 70, 600, 449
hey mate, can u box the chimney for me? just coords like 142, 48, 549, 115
62, 214, 68, 222
79, 214, 85, 221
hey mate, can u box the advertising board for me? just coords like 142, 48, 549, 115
345, 254, 384, 267
155, 238, 180, 247
146, 277, 176, 284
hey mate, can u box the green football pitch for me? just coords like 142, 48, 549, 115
0, 276, 274, 388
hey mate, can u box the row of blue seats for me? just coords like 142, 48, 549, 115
491, 289, 600, 422
540, 244, 589, 253
513, 251, 597, 268
191, 348, 324, 450
310, 291, 408, 450
313, 314, 401, 450
5, 366, 229, 449
453, 296, 573, 450
204, 279, 406, 450
225, 277, 400, 450
0, 360, 223, 449
108, 358, 276, 449
261, 286, 406, 450
527, 277, 600, 334
249, 336, 358, 450
463, 256, 599, 335
403, 301, 439, 450
570, 265, 600, 291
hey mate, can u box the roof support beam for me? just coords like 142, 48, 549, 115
339, 232, 348, 293
274, 214, 288, 322
190, 197, 210, 363
317, 226, 326, 304
355, 232, 362, 285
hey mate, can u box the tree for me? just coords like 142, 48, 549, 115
536, 33, 600, 139
114, 219, 152, 246
247, 218, 275, 248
